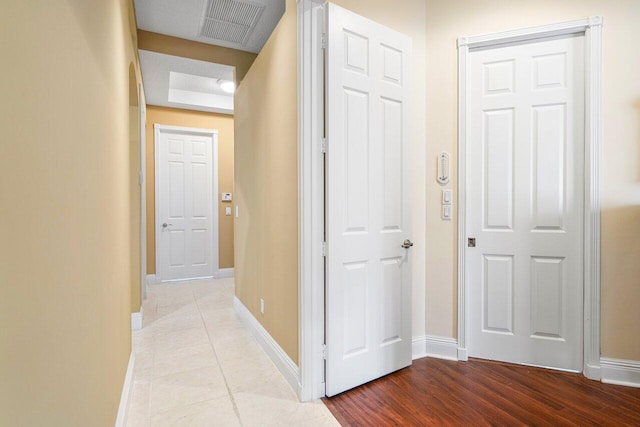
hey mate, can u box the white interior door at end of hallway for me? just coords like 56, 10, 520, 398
466, 35, 585, 371
325, 3, 412, 397
156, 125, 219, 282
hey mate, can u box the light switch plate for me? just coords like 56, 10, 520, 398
225, 207, 232, 216
442, 205, 452, 220
442, 189, 453, 205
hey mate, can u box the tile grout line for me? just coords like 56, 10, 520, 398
193, 287, 245, 427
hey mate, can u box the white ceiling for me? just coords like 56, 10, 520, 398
135, 0, 284, 114
140, 50, 236, 115
134, 0, 286, 54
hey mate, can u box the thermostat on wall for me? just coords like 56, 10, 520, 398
221, 193, 232, 202
437, 152, 450, 185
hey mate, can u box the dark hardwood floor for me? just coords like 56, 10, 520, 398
323, 358, 640, 426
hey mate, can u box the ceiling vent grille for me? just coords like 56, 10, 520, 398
199, 0, 265, 46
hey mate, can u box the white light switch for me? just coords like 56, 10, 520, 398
442, 189, 453, 205
235, 205, 239, 218
442, 205, 452, 220
225, 207, 232, 216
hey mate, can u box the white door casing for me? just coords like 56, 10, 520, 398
325, 3, 412, 396
298, 0, 327, 401
155, 124, 219, 282
466, 34, 585, 371
139, 85, 147, 300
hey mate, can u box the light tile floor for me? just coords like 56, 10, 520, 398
126, 278, 339, 427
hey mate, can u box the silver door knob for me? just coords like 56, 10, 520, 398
402, 239, 414, 249
162, 223, 173, 228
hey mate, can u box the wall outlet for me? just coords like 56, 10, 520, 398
260, 298, 265, 315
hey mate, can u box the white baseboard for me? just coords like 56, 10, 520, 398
131, 307, 144, 331
412, 335, 459, 361
412, 336, 427, 360
146, 274, 158, 285
233, 296, 301, 397
426, 336, 459, 361
601, 357, 640, 388
214, 268, 235, 279
115, 353, 135, 427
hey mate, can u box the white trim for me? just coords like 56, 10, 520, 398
139, 84, 147, 301
233, 296, 301, 397
457, 17, 603, 49
146, 274, 158, 286
411, 336, 427, 360
457, 17, 603, 378
297, 0, 326, 402
426, 336, 459, 361
154, 124, 220, 283
213, 268, 234, 279
131, 306, 144, 331
583, 17, 603, 381
114, 353, 135, 427
413, 336, 460, 361
457, 347, 468, 362
457, 31, 469, 364
601, 357, 640, 388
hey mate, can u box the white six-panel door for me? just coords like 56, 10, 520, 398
325, 3, 412, 396
156, 125, 218, 282
466, 35, 585, 371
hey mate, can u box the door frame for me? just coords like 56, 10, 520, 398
297, 0, 326, 402
154, 124, 220, 283
456, 17, 603, 380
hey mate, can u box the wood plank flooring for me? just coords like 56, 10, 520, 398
323, 358, 640, 426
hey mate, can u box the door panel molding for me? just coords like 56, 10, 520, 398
457, 17, 603, 379
154, 124, 219, 282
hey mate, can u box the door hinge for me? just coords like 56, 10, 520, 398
321, 343, 327, 360
322, 241, 327, 257
321, 137, 327, 154
321, 33, 327, 49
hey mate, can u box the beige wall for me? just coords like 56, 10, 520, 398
0, 0, 140, 424
137, 30, 257, 84
234, 0, 300, 363
424, 0, 640, 360
234, 0, 427, 365
145, 106, 235, 273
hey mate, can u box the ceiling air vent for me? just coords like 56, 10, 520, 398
199, 0, 265, 46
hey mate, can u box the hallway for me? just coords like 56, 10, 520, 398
125, 279, 339, 426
